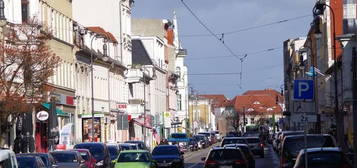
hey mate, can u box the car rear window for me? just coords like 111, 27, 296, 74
171, 134, 187, 139
17, 157, 36, 167
51, 153, 77, 163
299, 151, 348, 168
152, 146, 179, 155
222, 139, 246, 146
74, 144, 104, 161
284, 136, 335, 157
118, 152, 150, 162
79, 152, 89, 161
208, 149, 243, 160
246, 138, 260, 143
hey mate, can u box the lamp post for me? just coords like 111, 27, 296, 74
313, 1, 346, 151
90, 35, 108, 142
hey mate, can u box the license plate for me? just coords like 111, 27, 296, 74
220, 166, 232, 168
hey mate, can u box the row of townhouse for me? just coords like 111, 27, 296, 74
0, 0, 189, 152
283, 0, 357, 150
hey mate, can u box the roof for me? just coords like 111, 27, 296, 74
119, 150, 148, 153
132, 39, 153, 65
86, 27, 118, 43
0, 150, 15, 161
198, 94, 229, 108
233, 94, 282, 115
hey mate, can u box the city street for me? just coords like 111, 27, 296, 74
184, 145, 280, 168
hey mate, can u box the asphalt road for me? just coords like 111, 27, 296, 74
184, 144, 280, 168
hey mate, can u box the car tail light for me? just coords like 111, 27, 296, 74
234, 160, 246, 165
205, 160, 218, 165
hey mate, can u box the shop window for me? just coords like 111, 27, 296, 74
82, 118, 101, 142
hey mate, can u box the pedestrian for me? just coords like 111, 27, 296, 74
13, 135, 22, 153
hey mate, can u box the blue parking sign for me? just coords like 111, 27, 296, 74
294, 80, 314, 100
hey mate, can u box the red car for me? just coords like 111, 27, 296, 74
74, 149, 96, 168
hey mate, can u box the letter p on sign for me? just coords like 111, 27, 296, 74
294, 80, 314, 100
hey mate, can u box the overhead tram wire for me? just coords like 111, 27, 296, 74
180, 0, 239, 59
181, 14, 311, 37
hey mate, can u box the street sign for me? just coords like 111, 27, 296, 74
294, 80, 314, 100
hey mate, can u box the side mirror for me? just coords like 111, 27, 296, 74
201, 157, 206, 161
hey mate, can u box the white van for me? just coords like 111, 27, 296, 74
0, 149, 18, 168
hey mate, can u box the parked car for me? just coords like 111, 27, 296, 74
211, 131, 222, 142
124, 141, 146, 150
16, 153, 55, 168
74, 142, 111, 168
244, 137, 264, 158
224, 144, 255, 168
0, 149, 18, 168
16, 155, 46, 168
273, 131, 282, 151
107, 144, 120, 168
193, 135, 208, 149
152, 145, 184, 168
280, 134, 336, 168
201, 146, 249, 168
198, 132, 215, 145
277, 131, 304, 154
73, 149, 96, 168
114, 150, 157, 168
188, 138, 199, 151
50, 150, 86, 168
221, 137, 248, 147
293, 147, 352, 168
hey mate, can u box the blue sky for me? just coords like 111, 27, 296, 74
132, 0, 316, 99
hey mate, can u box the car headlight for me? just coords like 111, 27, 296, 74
96, 160, 104, 166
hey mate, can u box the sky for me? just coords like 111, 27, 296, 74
132, 0, 316, 99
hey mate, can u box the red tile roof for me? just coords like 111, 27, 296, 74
233, 92, 282, 115
87, 26, 118, 43
198, 94, 229, 107
243, 88, 283, 103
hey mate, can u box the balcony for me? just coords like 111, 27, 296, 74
125, 69, 143, 83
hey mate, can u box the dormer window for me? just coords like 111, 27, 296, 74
253, 101, 260, 105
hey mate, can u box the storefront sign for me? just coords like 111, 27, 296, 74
117, 104, 127, 109
36, 111, 49, 121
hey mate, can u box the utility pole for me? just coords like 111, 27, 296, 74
352, 47, 357, 167
243, 106, 246, 134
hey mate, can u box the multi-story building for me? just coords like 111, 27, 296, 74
72, 0, 133, 143
188, 96, 213, 133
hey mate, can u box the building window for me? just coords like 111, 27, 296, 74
250, 118, 255, 124
177, 94, 182, 111
21, 0, 29, 23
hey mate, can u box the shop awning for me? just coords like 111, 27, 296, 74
42, 103, 69, 117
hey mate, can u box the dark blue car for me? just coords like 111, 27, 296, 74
16, 155, 46, 168
74, 142, 111, 168
152, 145, 184, 168
16, 153, 56, 168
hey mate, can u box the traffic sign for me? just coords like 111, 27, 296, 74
294, 80, 314, 100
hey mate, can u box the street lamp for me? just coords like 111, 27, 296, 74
313, 1, 346, 151
90, 34, 109, 142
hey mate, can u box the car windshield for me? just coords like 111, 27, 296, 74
171, 134, 187, 139
194, 136, 204, 141
284, 136, 335, 157
300, 151, 346, 168
108, 146, 119, 160
75, 144, 104, 161
222, 139, 246, 146
246, 138, 260, 143
17, 157, 36, 168
208, 149, 243, 160
152, 147, 179, 155
118, 152, 150, 162
79, 152, 89, 161
51, 153, 77, 163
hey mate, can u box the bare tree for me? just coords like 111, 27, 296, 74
0, 19, 60, 146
